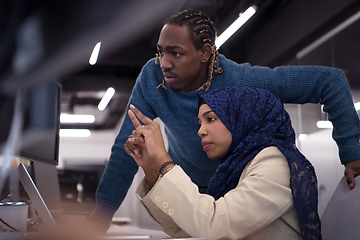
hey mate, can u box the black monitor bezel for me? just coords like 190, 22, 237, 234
18, 81, 61, 165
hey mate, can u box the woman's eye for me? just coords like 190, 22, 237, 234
157, 50, 164, 56
172, 52, 180, 57
207, 117, 216, 122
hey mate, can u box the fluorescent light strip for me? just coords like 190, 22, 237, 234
298, 134, 307, 141
60, 114, 95, 123
98, 87, 115, 111
316, 121, 333, 129
60, 129, 91, 137
89, 42, 101, 65
215, 5, 257, 49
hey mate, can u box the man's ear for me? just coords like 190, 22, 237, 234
199, 43, 212, 63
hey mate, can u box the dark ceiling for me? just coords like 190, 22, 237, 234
1, 0, 360, 131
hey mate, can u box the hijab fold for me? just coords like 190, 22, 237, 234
198, 86, 321, 240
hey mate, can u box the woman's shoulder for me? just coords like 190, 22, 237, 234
241, 146, 290, 181
253, 146, 287, 166
256, 146, 284, 158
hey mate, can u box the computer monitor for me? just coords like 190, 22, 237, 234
0, 80, 61, 165
0, 80, 63, 221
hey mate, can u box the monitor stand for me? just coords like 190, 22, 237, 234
31, 161, 63, 216
17, 163, 58, 231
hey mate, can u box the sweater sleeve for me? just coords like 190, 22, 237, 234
138, 147, 299, 240
90, 60, 159, 227
228, 61, 360, 163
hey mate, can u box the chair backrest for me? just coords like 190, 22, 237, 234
321, 176, 360, 239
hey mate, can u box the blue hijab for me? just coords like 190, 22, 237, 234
198, 86, 321, 240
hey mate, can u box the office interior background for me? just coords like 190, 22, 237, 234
1, 0, 360, 231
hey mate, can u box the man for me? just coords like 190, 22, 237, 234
90, 10, 360, 231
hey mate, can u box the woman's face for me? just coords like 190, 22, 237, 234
156, 24, 208, 91
198, 103, 232, 160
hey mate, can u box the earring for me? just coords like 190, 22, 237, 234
155, 53, 159, 64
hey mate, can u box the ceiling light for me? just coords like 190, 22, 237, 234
98, 87, 115, 111
59, 129, 91, 137
298, 134, 307, 141
60, 114, 95, 123
215, 5, 257, 49
316, 121, 333, 129
89, 42, 101, 65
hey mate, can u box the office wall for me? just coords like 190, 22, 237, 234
299, 129, 344, 217
58, 130, 115, 169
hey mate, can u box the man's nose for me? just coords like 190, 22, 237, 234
160, 54, 172, 70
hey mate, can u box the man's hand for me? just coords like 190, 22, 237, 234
344, 160, 360, 189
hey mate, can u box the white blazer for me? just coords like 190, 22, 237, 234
136, 146, 303, 240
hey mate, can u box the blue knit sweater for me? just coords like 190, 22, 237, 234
92, 55, 360, 227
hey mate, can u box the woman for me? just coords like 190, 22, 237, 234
125, 86, 321, 240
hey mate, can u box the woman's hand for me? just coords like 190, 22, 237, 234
126, 104, 169, 163
124, 104, 173, 187
124, 133, 148, 167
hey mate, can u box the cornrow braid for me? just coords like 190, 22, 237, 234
156, 9, 223, 91
198, 45, 223, 91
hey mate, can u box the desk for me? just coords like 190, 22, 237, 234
13, 225, 169, 240
105, 225, 207, 240
1, 224, 207, 240
104, 224, 170, 239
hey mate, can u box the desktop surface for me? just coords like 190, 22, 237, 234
20, 224, 171, 240
1, 222, 207, 240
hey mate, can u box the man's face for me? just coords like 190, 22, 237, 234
157, 24, 207, 91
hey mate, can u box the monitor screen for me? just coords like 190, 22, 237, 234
0, 80, 61, 165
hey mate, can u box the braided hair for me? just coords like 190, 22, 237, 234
156, 10, 223, 91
